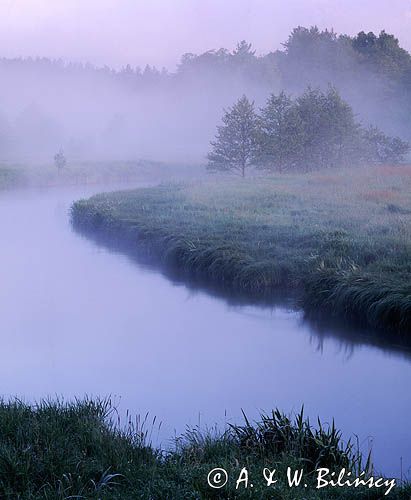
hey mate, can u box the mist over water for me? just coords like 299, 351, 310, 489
0, 185, 410, 478
0, 2, 410, 488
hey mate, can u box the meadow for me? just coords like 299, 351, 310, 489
0, 160, 201, 190
0, 397, 408, 499
71, 165, 411, 334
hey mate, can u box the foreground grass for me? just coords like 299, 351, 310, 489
71, 165, 411, 333
0, 398, 407, 499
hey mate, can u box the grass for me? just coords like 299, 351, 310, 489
0, 398, 408, 499
0, 160, 202, 190
71, 165, 411, 334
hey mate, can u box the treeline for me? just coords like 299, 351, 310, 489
1, 27, 410, 161
0, 40, 272, 89
207, 88, 410, 176
3, 29, 410, 95
0, 57, 168, 87
182, 29, 411, 140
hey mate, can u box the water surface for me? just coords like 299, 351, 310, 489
0, 185, 410, 479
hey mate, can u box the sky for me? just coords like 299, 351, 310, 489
0, 0, 411, 69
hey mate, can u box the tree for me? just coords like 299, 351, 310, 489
252, 86, 408, 172
232, 40, 255, 61
54, 149, 67, 170
280, 26, 349, 90
352, 31, 411, 78
207, 96, 259, 177
257, 91, 304, 172
294, 87, 360, 169
361, 126, 410, 164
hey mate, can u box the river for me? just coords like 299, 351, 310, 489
0, 184, 410, 479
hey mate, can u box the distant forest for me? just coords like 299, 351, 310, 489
0, 27, 410, 162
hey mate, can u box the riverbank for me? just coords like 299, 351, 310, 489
0, 398, 407, 499
0, 160, 202, 190
71, 165, 411, 333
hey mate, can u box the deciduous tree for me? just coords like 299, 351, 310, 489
207, 96, 259, 177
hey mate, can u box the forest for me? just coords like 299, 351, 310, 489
0, 27, 411, 163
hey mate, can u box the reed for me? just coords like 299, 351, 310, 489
0, 398, 406, 499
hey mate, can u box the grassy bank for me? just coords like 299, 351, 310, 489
0, 398, 407, 499
71, 165, 411, 333
0, 160, 202, 190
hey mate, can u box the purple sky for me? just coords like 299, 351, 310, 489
1, 0, 411, 69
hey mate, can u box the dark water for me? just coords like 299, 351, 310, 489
0, 185, 410, 479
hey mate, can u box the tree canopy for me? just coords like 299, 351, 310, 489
207, 96, 259, 177
208, 88, 409, 176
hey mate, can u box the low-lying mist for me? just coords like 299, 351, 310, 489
0, 27, 410, 164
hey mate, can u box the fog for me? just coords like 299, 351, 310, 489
1, 0, 410, 68
0, 2, 410, 483
0, 1, 410, 163
0, 52, 278, 162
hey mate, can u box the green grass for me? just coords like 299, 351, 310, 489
0, 398, 407, 499
71, 165, 411, 333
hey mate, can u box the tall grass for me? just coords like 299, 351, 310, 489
0, 398, 405, 499
0, 397, 157, 499
71, 165, 411, 333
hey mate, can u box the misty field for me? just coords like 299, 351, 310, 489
0, 161, 201, 190
72, 165, 411, 333
0, 397, 407, 499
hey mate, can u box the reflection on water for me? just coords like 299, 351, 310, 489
0, 185, 410, 479
304, 314, 411, 363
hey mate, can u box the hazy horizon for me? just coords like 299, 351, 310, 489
0, 0, 410, 164
1, 0, 411, 69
